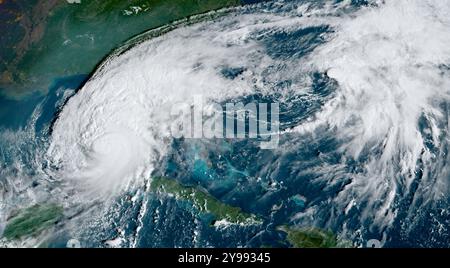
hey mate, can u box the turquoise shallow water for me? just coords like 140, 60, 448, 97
0, 93, 44, 129
0, 75, 87, 130
1, 0, 450, 248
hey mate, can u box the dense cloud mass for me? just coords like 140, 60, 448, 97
2, 0, 450, 247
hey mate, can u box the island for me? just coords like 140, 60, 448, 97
2, 204, 63, 240
277, 225, 353, 248
150, 177, 262, 226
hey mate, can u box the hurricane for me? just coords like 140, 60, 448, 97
1, 0, 449, 248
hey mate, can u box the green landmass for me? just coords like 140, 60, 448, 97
1, 0, 242, 98
3, 204, 64, 240
151, 177, 261, 225
277, 225, 352, 248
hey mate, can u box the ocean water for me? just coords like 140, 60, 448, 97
1, 0, 450, 248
